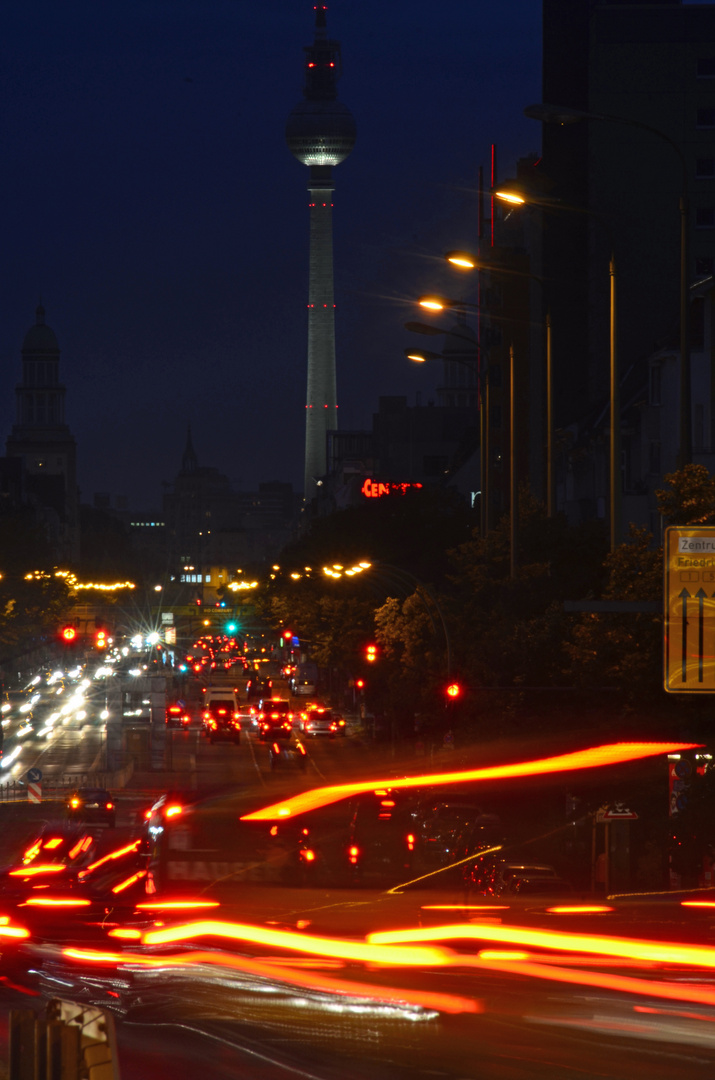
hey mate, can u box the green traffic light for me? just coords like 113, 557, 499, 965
226, 622, 237, 634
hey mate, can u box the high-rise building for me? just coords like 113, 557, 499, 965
539, 0, 715, 448
286, 3, 356, 501
5, 305, 79, 563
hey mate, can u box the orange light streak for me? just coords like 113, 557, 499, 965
111, 870, 147, 894
9, 865, 65, 877
80, 840, 141, 876
135, 900, 220, 911
368, 922, 715, 970
240, 742, 697, 820
141, 920, 450, 966
165, 805, 183, 818
43, 838, 63, 850
421, 905, 509, 912
0, 925, 30, 939
107, 928, 142, 940
546, 905, 615, 914
23, 898, 91, 908
681, 900, 715, 909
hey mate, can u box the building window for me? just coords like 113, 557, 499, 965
649, 364, 662, 406
696, 208, 715, 229
697, 57, 715, 78
696, 257, 714, 276
697, 107, 715, 128
697, 158, 715, 178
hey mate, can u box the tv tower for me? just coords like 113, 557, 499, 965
286, 4, 356, 501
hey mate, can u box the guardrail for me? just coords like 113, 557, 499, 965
0, 759, 135, 802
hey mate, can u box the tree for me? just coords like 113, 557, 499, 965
656, 463, 715, 524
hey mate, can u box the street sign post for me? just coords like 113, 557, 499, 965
664, 526, 715, 692
27, 768, 42, 783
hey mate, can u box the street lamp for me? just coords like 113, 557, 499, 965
525, 101, 690, 469
494, 185, 620, 552
406, 304, 488, 537
444, 250, 555, 518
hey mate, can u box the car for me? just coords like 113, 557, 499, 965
66, 788, 116, 827
506, 874, 574, 896
465, 857, 561, 897
257, 699, 294, 739
300, 706, 345, 737
165, 702, 192, 728
269, 735, 309, 771
237, 703, 259, 731
202, 700, 241, 744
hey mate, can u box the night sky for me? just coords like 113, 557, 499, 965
0, 0, 542, 509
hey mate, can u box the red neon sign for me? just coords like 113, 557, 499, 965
361, 479, 423, 499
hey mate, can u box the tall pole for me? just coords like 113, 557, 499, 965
546, 311, 554, 517
679, 194, 691, 467
609, 253, 620, 552
510, 343, 517, 579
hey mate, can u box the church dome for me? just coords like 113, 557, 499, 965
22, 304, 59, 354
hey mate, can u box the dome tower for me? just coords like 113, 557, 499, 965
286, 4, 356, 501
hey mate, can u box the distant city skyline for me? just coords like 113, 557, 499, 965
0, 0, 542, 508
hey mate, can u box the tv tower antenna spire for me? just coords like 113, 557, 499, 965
286, 4, 356, 502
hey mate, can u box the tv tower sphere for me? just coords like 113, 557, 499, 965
286, 4, 356, 501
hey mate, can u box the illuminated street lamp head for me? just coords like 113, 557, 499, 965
494, 188, 526, 205
404, 347, 442, 364
445, 250, 478, 270
418, 295, 451, 312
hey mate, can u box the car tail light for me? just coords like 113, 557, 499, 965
270, 712, 279, 719
217, 708, 227, 715
272, 743, 281, 754
70, 798, 80, 809
203, 711, 210, 719
43, 838, 63, 850
300, 849, 316, 863
282, 722, 291, 730
106, 802, 114, 810
348, 845, 360, 865
165, 804, 182, 818
144, 810, 152, 820
330, 723, 337, 731
168, 707, 181, 715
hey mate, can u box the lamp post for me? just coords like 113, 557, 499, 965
410, 293, 521, 577
405, 344, 489, 538
494, 187, 620, 551
444, 251, 554, 517
407, 298, 489, 536
525, 102, 691, 468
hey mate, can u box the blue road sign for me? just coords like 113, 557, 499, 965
27, 767, 42, 783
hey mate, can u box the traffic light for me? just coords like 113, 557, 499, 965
95, 628, 107, 650
355, 678, 365, 689
225, 622, 238, 635
60, 625, 77, 644
365, 644, 377, 663
446, 682, 461, 699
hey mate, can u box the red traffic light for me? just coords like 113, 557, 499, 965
282, 630, 292, 640
61, 625, 77, 643
446, 682, 461, 699
365, 644, 378, 663
355, 678, 365, 689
